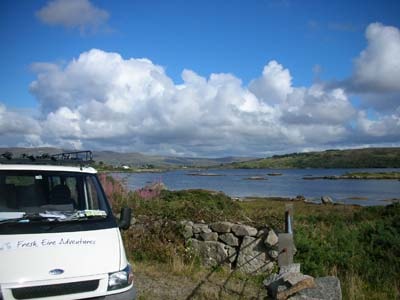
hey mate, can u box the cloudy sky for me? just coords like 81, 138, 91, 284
1, 0, 400, 157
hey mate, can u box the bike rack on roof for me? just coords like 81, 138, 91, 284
0, 150, 94, 167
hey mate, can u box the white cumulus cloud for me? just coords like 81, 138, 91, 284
249, 60, 293, 104
4, 22, 400, 155
341, 23, 400, 113
0, 104, 42, 147
356, 109, 400, 141
25, 49, 359, 155
352, 23, 400, 93
36, 0, 109, 33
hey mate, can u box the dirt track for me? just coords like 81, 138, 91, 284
134, 264, 269, 300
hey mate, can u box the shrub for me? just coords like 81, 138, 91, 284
131, 189, 242, 222
294, 203, 400, 298
98, 173, 128, 213
134, 181, 164, 201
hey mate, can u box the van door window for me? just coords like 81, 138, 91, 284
85, 175, 105, 210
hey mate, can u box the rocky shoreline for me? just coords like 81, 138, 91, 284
303, 171, 400, 180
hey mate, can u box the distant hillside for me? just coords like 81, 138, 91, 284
0, 147, 253, 168
227, 148, 400, 169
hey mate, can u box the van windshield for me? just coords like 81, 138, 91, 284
0, 170, 111, 222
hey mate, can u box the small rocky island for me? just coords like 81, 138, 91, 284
303, 171, 400, 180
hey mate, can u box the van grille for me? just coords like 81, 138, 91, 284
12, 280, 99, 299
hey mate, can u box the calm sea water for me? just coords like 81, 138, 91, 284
112, 168, 400, 206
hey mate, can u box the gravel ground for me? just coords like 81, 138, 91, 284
134, 265, 269, 300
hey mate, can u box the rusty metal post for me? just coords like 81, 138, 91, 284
285, 204, 294, 234
278, 203, 295, 267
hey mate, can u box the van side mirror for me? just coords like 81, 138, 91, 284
118, 207, 132, 230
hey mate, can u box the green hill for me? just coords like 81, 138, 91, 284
227, 148, 400, 169
0, 147, 253, 169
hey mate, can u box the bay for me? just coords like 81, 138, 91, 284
112, 168, 400, 206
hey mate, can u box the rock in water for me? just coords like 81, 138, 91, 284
321, 196, 333, 204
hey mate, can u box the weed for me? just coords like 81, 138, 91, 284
100, 174, 400, 298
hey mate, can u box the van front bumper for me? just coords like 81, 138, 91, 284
90, 285, 136, 300
1, 277, 136, 300
104, 285, 136, 300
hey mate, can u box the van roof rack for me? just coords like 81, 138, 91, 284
0, 150, 94, 166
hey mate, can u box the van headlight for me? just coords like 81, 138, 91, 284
108, 264, 133, 291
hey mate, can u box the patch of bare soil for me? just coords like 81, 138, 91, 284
133, 263, 269, 300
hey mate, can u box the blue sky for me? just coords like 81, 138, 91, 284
0, 0, 400, 156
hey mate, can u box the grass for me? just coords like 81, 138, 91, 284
132, 189, 242, 223
100, 174, 400, 299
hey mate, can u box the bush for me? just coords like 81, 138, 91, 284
98, 173, 128, 213
294, 203, 400, 298
131, 189, 242, 223
123, 220, 185, 263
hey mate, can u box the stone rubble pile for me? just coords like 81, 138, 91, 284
263, 263, 342, 300
180, 220, 279, 274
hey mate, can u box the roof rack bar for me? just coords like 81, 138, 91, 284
51, 151, 93, 162
0, 150, 94, 166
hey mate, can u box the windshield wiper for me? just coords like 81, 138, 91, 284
38, 210, 107, 222
68, 210, 107, 221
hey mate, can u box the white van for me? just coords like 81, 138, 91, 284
0, 151, 136, 300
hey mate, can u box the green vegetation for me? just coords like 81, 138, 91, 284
343, 171, 400, 179
123, 189, 243, 265
295, 203, 400, 299
100, 175, 400, 299
132, 189, 242, 223
302, 171, 400, 180
234, 199, 400, 299
228, 147, 400, 169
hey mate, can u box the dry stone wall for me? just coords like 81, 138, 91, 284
181, 220, 279, 274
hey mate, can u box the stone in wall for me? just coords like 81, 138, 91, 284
183, 221, 279, 274
210, 221, 234, 233
264, 229, 279, 247
237, 236, 274, 274
200, 232, 218, 241
225, 245, 237, 263
269, 250, 279, 260
193, 223, 211, 234
219, 233, 239, 246
187, 239, 228, 267
232, 224, 258, 237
